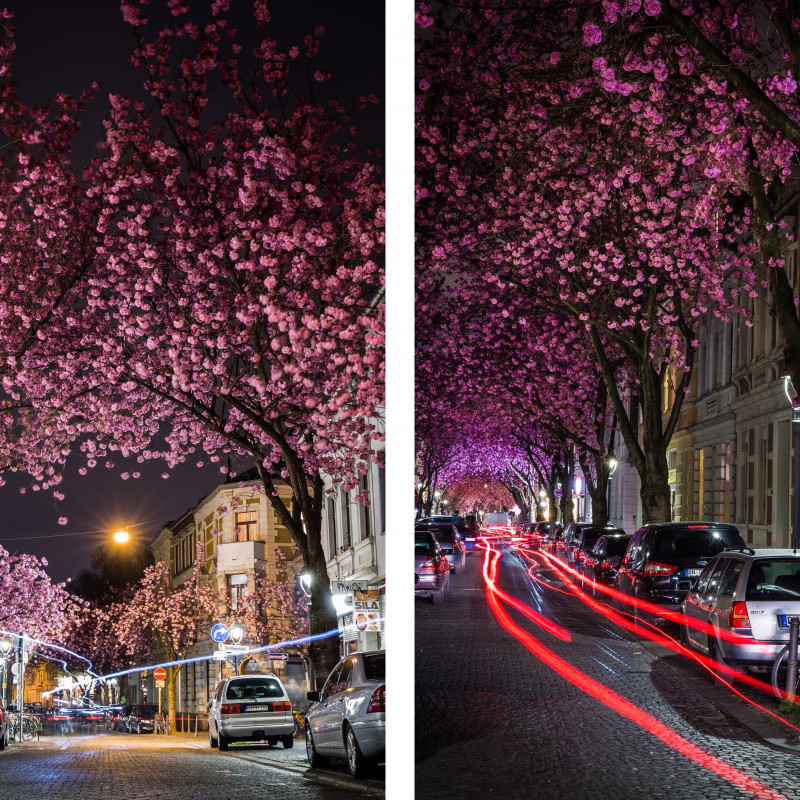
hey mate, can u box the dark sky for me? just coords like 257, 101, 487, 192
0, 0, 385, 582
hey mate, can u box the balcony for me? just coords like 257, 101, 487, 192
217, 540, 267, 571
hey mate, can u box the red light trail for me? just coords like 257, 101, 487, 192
482, 542, 796, 800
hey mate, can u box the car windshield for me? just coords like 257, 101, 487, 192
746, 559, 800, 600
653, 528, 744, 560
226, 678, 284, 700
363, 653, 385, 680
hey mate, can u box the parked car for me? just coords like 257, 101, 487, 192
0, 698, 8, 750
681, 548, 800, 675
530, 521, 553, 546
556, 522, 596, 564
462, 514, 481, 550
583, 533, 633, 593
415, 522, 466, 574
614, 522, 747, 623
208, 674, 294, 751
125, 704, 161, 734
305, 651, 385, 779
418, 515, 467, 538
414, 528, 450, 604
104, 708, 122, 730
574, 527, 627, 571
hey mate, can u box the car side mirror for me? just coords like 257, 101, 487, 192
307, 691, 322, 703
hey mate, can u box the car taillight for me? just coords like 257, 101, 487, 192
272, 702, 291, 712
644, 562, 676, 576
730, 601, 751, 629
577, 550, 586, 562
366, 685, 385, 713
221, 704, 244, 714
420, 557, 435, 573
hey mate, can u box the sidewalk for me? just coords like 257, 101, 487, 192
641, 639, 800, 755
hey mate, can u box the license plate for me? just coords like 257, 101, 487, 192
466, 538, 475, 541
685, 568, 701, 577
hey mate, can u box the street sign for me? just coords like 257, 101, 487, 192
222, 644, 248, 654
153, 667, 167, 681
332, 580, 368, 595
269, 653, 289, 662
212, 650, 227, 661
554, 487, 562, 497
210, 623, 230, 643
155, 680, 165, 688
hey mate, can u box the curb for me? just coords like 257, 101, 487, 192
642, 639, 800, 756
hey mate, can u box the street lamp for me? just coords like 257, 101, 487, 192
229, 622, 245, 676
113, 529, 130, 544
607, 453, 618, 525
785, 376, 800, 553
0, 638, 11, 706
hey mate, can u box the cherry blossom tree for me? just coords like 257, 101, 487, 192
417, 0, 760, 522
0, 1, 383, 682
116, 555, 216, 731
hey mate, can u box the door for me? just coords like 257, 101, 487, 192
683, 559, 718, 649
324, 657, 354, 754
311, 662, 343, 749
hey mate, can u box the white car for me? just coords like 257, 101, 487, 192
208, 673, 294, 751
305, 651, 385, 779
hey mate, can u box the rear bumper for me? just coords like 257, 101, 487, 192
218, 713, 294, 740
349, 716, 385, 760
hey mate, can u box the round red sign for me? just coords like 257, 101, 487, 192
154, 667, 167, 681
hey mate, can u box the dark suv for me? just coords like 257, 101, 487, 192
614, 522, 746, 623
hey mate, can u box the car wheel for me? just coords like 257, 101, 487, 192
282, 734, 294, 749
209, 729, 218, 748
345, 725, 372, 779
0, 727, 5, 750
218, 732, 229, 751
305, 725, 329, 768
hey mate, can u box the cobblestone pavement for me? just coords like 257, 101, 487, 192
416, 545, 800, 800
0, 730, 381, 799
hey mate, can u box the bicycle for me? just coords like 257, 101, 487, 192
154, 712, 170, 735
771, 641, 800, 700
292, 709, 306, 738
9, 713, 39, 741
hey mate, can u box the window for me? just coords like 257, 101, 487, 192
228, 573, 248, 610
235, 510, 257, 542
342, 490, 352, 550
326, 497, 337, 557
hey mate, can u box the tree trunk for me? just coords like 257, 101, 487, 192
167, 666, 179, 734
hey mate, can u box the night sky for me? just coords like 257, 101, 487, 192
0, 0, 385, 582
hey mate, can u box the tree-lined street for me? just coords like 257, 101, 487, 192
416, 545, 800, 800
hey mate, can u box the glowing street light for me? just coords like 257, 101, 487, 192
113, 529, 130, 544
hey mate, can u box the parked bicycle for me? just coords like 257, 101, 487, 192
9, 713, 39, 741
154, 712, 170, 735
292, 709, 305, 738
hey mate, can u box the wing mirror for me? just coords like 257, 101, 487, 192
307, 691, 323, 703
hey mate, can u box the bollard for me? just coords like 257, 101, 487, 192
194, 715, 198, 736
787, 617, 800, 702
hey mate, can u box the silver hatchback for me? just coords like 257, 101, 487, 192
208, 674, 294, 751
681, 549, 800, 672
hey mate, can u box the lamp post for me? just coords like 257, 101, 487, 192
607, 453, 618, 526
0, 638, 11, 706
785, 377, 800, 552
228, 621, 245, 675
299, 570, 314, 690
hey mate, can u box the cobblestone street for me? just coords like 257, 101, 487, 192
0, 731, 383, 799
416, 546, 800, 800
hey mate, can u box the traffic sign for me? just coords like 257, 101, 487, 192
269, 653, 289, 662
153, 667, 167, 681
155, 680, 165, 688
222, 644, 248, 654
210, 623, 230, 643
554, 487, 562, 497
212, 650, 227, 661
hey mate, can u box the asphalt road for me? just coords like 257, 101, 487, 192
0, 730, 379, 799
416, 543, 800, 800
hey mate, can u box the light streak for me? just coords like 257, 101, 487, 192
101, 627, 341, 680
481, 542, 794, 800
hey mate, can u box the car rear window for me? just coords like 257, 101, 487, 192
746, 559, 800, 600
653, 528, 744, 560
225, 678, 284, 700
363, 653, 385, 680
415, 531, 432, 552
606, 537, 631, 556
